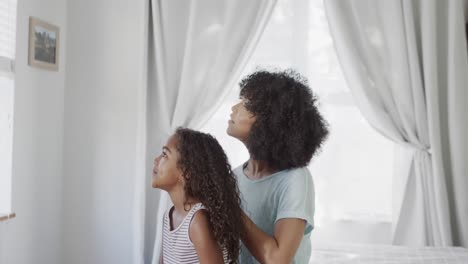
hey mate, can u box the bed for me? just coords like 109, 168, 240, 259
310, 243, 468, 263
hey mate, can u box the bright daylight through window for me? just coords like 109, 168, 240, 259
201, 0, 394, 245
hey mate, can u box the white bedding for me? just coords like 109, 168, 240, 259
310, 243, 468, 263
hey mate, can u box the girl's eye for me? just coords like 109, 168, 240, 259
162, 151, 167, 158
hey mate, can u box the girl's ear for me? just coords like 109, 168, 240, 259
177, 174, 185, 184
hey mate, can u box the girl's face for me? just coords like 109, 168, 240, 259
227, 98, 256, 142
152, 135, 183, 190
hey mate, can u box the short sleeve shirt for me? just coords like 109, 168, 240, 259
234, 164, 315, 264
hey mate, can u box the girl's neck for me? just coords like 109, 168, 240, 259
168, 187, 199, 215
244, 158, 278, 180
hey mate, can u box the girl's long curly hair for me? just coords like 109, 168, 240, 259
174, 127, 243, 263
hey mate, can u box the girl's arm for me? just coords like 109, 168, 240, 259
241, 211, 306, 264
189, 210, 224, 264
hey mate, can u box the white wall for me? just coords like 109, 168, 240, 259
2, 0, 147, 263
62, 0, 147, 263
0, 78, 14, 213
2, 0, 67, 263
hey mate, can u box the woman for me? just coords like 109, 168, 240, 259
227, 69, 329, 263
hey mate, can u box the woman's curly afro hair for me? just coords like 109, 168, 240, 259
239, 69, 329, 171
174, 127, 243, 263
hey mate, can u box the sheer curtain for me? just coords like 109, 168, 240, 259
325, 0, 468, 246
139, 1, 278, 263
201, 0, 394, 246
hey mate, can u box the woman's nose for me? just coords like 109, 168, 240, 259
231, 103, 239, 112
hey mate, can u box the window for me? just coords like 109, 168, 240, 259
201, 0, 394, 245
0, 0, 17, 214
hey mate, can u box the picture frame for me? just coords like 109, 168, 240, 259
28, 17, 60, 71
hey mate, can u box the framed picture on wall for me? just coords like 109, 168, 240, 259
28, 17, 60, 71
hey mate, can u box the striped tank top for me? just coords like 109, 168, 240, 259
162, 203, 206, 264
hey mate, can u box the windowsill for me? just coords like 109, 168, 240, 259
0, 212, 16, 222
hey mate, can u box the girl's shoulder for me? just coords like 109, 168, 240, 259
187, 203, 207, 222
188, 204, 212, 244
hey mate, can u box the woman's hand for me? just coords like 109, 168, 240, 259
241, 210, 306, 264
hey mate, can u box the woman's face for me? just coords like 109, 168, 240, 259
227, 98, 256, 142
152, 135, 183, 190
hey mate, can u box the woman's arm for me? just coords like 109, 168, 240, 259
241, 211, 306, 264
189, 210, 224, 264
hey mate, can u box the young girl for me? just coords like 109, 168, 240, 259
152, 127, 243, 264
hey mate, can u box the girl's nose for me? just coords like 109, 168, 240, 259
154, 155, 161, 165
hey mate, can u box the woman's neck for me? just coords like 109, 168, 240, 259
244, 158, 278, 180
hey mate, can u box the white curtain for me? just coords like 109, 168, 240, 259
138, 1, 278, 263
325, 0, 468, 247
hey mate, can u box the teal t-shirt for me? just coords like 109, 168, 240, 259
234, 164, 315, 264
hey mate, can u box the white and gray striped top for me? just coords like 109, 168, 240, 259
162, 203, 230, 264
162, 203, 205, 264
